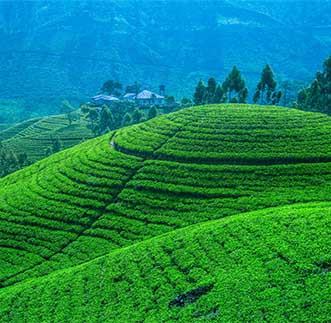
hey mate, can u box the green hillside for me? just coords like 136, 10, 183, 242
0, 104, 331, 322
0, 118, 42, 141
0, 113, 93, 163
0, 203, 330, 322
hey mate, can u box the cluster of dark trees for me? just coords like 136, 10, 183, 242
193, 64, 282, 106
297, 55, 331, 114
81, 102, 159, 136
0, 141, 29, 178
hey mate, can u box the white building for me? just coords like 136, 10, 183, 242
123, 90, 165, 107
91, 94, 120, 105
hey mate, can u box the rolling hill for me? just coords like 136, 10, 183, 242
0, 104, 331, 322
0, 113, 93, 163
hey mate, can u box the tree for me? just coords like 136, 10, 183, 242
125, 82, 140, 94
206, 77, 217, 103
99, 106, 113, 134
165, 95, 176, 106
214, 85, 226, 104
297, 55, 331, 114
101, 80, 122, 96
193, 80, 206, 105
238, 87, 249, 103
181, 97, 193, 107
122, 112, 132, 126
0, 141, 30, 178
148, 106, 158, 119
131, 108, 144, 124
253, 65, 281, 105
222, 66, 248, 103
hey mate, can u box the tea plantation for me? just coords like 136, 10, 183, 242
0, 113, 93, 162
0, 104, 330, 322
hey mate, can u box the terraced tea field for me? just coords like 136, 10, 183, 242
0, 113, 93, 162
0, 104, 330, 322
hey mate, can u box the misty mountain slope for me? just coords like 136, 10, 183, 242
0, 0, 329, 114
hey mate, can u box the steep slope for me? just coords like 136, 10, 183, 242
1, 104, 331, 292
0, 113, 93, 163
0, 202, 330, 322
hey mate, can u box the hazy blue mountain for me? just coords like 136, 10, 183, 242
0, 0, 330, 118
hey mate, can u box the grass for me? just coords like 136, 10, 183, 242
0, 104, 330, 322
0, 113, 93, 163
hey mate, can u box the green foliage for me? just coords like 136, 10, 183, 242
193, 80, 206, 105
99, 106, 113, 134
1, 203, 331, 322
222, 66, 248, 103
0, 141, 29, 178
193, 69, 246, 106
131, 108, 145, 124
0, 113, 93, 172
165, 95, 176, 107
125, 82, 141, 94
206, 77, 217, 103
214, 84, 226, 103
254, 64, 282, 105
122, 112, 133, 126
0, 105, 331, 322
297, 55, 331, 114
148, 106, 158, 119
181, 97, 193, 107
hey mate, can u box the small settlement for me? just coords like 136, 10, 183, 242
91, 90, 165, 107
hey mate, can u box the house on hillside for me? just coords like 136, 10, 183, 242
91, 94, 120, 106
122, 90, 165, 107
91, 89, 165, 107
136, 90, 165, 107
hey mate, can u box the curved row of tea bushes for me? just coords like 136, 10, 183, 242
0, 114, 93, 162
0, 203, 330, 323
1, 104, 331, 302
